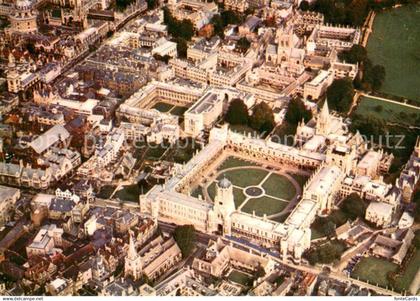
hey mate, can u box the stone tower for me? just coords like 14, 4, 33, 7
316, 100, 331, 136
214, 177, 235, 235
124, 231, 142, 281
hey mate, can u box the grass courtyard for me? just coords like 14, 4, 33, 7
367, 4, 420, 101
114, 184, 141, 203
354, 96, 420, 126
216, 168, 268, 188
351, 257, 398, 288
227, 270, 253, 286
241, 196, 288, 216
152, 102, 188, 117
204, 157, 301, 218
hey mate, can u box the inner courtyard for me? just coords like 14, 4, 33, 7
191, 156, 308, 220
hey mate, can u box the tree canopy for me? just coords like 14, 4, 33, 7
163, 7, 194, 41
225, 98, 249, 125
285, 97, 313, 125
326, 78, 354, 113
249, 102, 276, 134
340, 193, 367, 220
304, 240, 347, 265
339, 45, 367, 64
173, 225, 197, 258
236, 37, 251, 53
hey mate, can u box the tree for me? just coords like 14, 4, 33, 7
210, 14, 225, 38
175, 38, 188, 58
339, 45, 367, 64
146, 0, 158, 9
173, 225, 196, 258
225, 98, 249, 125
249, 102, 275, 134
236, 37, 250, 53
163, 7, 194, 41
221, 10, 243, 25
326, 78, 354, 113
340, 193, 366, 220
322, 220, 336, 237
350, 113, 386, 139
285, 98, 312, 125
299, 0, 310, 11
371, 65, 386, 90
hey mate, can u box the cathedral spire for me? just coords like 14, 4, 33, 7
320, 100, 329, 120
127, 231, 137, 260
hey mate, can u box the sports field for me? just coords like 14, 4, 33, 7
354, 96, 420, 125
367, 4, 420, 101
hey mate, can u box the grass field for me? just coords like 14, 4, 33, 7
152, 102, 188, 116
216, 168, 268, 188
217, 157, 259, 170
227, 270, 253, 286
262, 173, 296, 200
241, 196, 288, 216
351, 257, 398, 288
114, 184, 141, 202
354, 96, 420, 125
367, 4, 420, 100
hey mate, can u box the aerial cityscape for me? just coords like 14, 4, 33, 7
0, 0, 418, 296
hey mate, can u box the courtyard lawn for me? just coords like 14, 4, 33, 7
227, 270, 253, 286
191, 186, 203, 198
241, 196, 288, 216
233, 187, 247, 208
351, 257, 398, 288
270, 214, 288, 223
97, 185, 116, 199
114, 184, 141, 202
262, 173, 296, 200
217, 156, 259, 170
207, 182, 217, 200
367, 4, 420, 101
170, 106, 188, 116
153, 102, 174, 112
145, 144, 169, 161
216, 168, 268, 188
354, 96, 420, 126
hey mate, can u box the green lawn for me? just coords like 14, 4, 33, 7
114, 184, 141, 202
217, 156, 259, 170
262, 173, 296, 200
97, 185, 116, 199
153, 102, 173, 112
170, 106, 188, 116
367, 4, 420, 101
394, 247, 420, 293
351, 257, 398, 288
216, 168, 268, 188
354, 96, 420, 126
145, 144, 169, 161
233, 187, 247, 208
241, 196, 288, 216
228, 270, 253, 286
191, 186, 203, 198
207, 182, 217, 200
